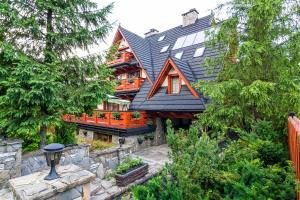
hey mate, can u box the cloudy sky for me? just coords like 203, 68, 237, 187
82, 0, 228, 56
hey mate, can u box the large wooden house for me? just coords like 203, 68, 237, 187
64, 9, 219, 148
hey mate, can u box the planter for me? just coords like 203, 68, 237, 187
115, 163, 149, 186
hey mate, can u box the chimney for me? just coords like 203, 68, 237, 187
144, 28, 159, 37
182, 8, 199, 27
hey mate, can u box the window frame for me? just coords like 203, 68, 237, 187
168, 74, 182, 94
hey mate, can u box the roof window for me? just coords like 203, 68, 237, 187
175, 51, 183, 59
158, 35, 165, 41
173, 30, 207, 50
194, 47, 205, 57
160, 45, 170, 53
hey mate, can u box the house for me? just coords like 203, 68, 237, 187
63, 9, 219, 148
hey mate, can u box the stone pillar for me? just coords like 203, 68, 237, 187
9, 164, 95, 200
0, 138, 23, 189
154, 117, 166, 145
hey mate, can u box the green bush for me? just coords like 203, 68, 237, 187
53, 123, 76, 145
97, 112, 105, 118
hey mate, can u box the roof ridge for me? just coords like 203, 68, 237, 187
147, 40, 155, 81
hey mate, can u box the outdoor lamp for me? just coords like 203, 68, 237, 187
43, 143, 65, 180
118, 136, 125, 147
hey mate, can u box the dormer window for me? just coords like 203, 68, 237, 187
158, 35, 165, 41
160, 45, 170, 53
168, 75, 181, 94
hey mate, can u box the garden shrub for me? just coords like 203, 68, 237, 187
53, 123, 77, 145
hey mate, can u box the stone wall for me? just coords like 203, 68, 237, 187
0, 139, 23, 189
21, 144, 90, 176
89, 145, 134, 179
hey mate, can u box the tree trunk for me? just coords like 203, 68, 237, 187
39, 124, 47, 149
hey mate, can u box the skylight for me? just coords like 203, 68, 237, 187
175, 51, 183, 59
173, 36, 186, 50
194, 31, 205, 45
194, 47, 205, 57
182, 33, 197, 48
158, 35, 165, 41
173, 30, 207, 50
160, 45, 170, 53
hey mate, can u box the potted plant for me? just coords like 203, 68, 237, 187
116, 80, 121, 85
149, 134, 154, 141
112, 112, 121, 120
128, 78, 134, 84
137, 137, 144, 145
115, 157, 148, 186
97, 112, 105, 119
131, 111, 140, 119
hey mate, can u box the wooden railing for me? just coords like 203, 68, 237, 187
107, 52, 133, 66
63, 111, 147, 129
116, 78, 144, 91
288, 113, 300, 200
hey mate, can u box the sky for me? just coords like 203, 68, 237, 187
81, 0, 228, 56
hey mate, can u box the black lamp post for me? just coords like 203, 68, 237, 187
43, 143, 64, 180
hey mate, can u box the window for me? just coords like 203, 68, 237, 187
194, 31, 205, 44
168, 75, 180, 94
182, 33, 197, 48
175, 51, 183, 59
173, 36, 186, 50
158, 35, 165, 41
194, 47, 205, 57
160, 45, 170, 53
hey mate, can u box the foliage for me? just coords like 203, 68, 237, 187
116, 157, 143, 174
132, 111, 141, 119
53, 123, 77, 145
112, 112, 121, 119
91, 140, 114, 151
144, 133, 154, 140
128, 78, 134, 84
137, 137, 144, 144
132, 172, 183, 200
105, 42, 120, 62
194, 0, 300, 134
0, 0, 115, 148
97, 112, 106, 118
133, 120, 296, 199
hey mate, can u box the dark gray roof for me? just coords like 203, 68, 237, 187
118, 14, 220, 112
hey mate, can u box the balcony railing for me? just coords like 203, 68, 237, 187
63, 111, 147, 129
107, 52, 133, 66
116, 78, 144, 92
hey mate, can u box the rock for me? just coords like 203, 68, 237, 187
96, 164, 105, 179
107, 158, 118, 169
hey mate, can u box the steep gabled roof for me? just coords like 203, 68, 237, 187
116, 14, 221, 112
147, 57, 199, 99
118, 26, 154, 83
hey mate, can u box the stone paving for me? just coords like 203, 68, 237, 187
0, 144, 170, 200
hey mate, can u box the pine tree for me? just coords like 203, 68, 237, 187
196, 0, 300, 133
0, 0, 115, 148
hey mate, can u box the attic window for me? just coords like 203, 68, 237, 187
158, 35, 165, 41
194, 47, 205, 57
175, 51, 183, 59
173, 30, 207, 50
168, 75, 181, 94
160, 45, 170, 53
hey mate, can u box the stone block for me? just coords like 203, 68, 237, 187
96, 163, 105, 179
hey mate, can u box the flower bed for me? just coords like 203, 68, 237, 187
115, 158, 149, 186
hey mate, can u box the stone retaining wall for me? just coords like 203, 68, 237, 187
89, 145, 134, 179
21, 144, 90, 176
0, 139, 23, 189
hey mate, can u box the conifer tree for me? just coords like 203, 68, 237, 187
0, 0, 115, 148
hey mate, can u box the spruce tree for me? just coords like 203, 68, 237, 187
0, 0, 115, 148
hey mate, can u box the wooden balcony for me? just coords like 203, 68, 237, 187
116, 78, 144, 92
107, 52, 133, 66
63, 111, 148, 129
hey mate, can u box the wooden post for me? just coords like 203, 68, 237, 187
82, 183, 91, 200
